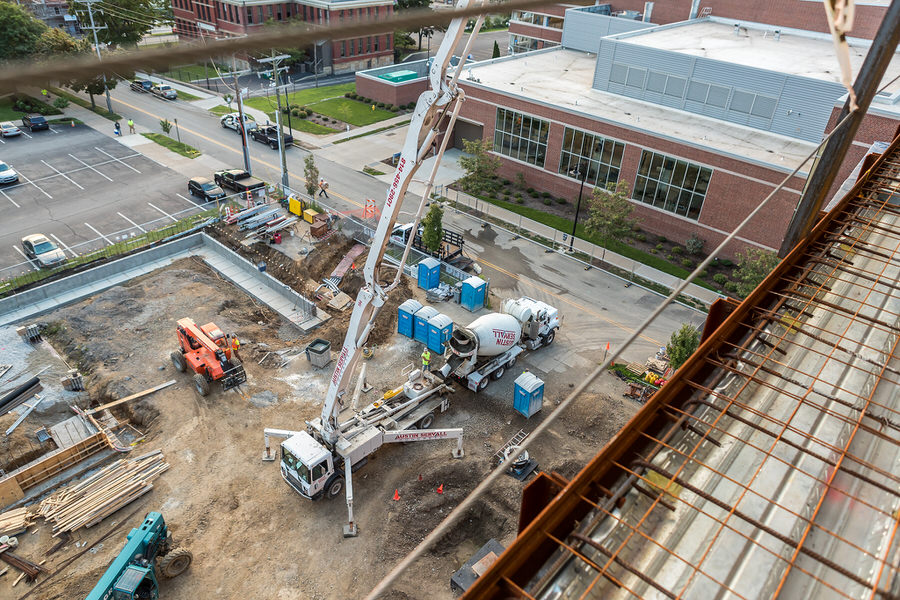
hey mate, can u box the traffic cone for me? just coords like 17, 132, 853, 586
418, 474, 423, 481
393, 489, 400, 501
70, 120, 75, 128
436, 484, 444, 495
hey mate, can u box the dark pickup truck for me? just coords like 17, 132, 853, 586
130, 80, 153, 93
214, 169, 267, 193
249, 125, 294, 149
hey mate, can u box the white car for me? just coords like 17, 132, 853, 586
22, 234, 66, 268
0, 122, 22, 137
220, 112, 257, 133
0, 161, 18, 184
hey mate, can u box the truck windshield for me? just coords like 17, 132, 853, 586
281, 447, 310, 483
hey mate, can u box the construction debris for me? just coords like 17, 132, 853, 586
0, 548, 47, 583
0, 377, 43, 418
0, 508, 33, 537
38, 451, 168, 535
84, 380, 176, 416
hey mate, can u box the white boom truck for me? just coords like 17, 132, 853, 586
263, 0, 487, 537
439, 297, 560, 392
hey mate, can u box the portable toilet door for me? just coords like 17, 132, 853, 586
426, 313, 453, 354
413, 306, 438, 344
513, 372, 544, 418
397, 299, 423, 338
460, 276, 486, 312
417, 257, 441, 290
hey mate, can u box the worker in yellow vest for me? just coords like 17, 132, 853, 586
230, 334, 243, 362
421, 348, 431, 372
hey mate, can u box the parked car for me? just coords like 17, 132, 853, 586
220, 112, 257, 133
214, 169, 266, 193
0, 122, 22, 137
151, 84, 178, 100
21, 114, 49, 132
21, 234, 66, 268
188, 177, 226, 202
0, 161, 18, 184
249, 125, 294, 149
130, 80, 153, 93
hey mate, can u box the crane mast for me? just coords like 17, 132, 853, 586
319, 1, 485, 447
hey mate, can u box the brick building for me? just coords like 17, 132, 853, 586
446, 11, 900, 256
171, 0, 394, 74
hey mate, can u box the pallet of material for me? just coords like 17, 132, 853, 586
0, 507, 33, 537
38, 451, 168, 535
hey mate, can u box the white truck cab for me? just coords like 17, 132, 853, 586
280, 431, 337, 500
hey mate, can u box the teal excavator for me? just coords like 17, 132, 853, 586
85, 512, 191, 600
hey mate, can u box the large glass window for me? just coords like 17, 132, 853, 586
512, 10, 545, 25
634, 151, 712, 220
510, 35, 558, 54
493, 108, 549, 167
558, 128, 625, 188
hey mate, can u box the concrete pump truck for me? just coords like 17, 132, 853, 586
263, 0, 488, 537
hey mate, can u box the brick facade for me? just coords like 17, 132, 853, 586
356, 75, 427, 107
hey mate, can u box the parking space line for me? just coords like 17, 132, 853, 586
118, 212, 146, 233
94, 147, 141, 173
41, 160, 84, 190
50, 233, 78, 258
16, 170, 52, 199
177, 193, 204, 210
20, 131, 32, 139
13, 246, 38, 270
147, 202, 177, 222
1, 189, 19, 208
68, 154, 114, 182
0, 137, 6, 144
49, 126, 59, 134
84, 222, 113, 245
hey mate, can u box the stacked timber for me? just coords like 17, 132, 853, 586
0, 508, 33, 537
38, 451, 168, 535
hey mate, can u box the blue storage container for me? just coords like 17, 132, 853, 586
413, 306, 438, 344
426, 313, 453, 354
417, 257, 441, 290
397, 298, 423, 338
460, 276, 486, 312
513, 372, 544, 418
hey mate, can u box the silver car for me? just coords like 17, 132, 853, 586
22, 234, 67, 268
0, 161, 18, 184
0, 121, 22, 137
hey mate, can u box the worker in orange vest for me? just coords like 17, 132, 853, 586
230, 334, 243, 362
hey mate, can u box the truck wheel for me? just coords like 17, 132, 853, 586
419, 413, 435, 429
543, 330, 556, 347
170, 351, 186, 373
477, 377, 489, 392
193, 373, 210, 397
270, 141, 277, 149
507, 356, 517, 369
158, 547, 192, 578
491, 366, 505, 381
325, 475, 345, 499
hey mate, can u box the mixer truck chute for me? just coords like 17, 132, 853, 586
440, 297, 560, 391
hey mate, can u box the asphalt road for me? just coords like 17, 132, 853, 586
402, 28, 510, 63
0, 127, 202, 276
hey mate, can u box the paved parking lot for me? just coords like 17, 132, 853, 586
0, 126, 208, 275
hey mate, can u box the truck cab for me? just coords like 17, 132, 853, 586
280, 430, 337, 500
112, 564, 158, 600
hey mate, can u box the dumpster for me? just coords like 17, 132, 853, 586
397, 298, 423, 338
513, 372, 544, 418
305, 338, 332, 369
414, 306, 438, 344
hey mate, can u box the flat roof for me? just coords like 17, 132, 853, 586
618, 19, 900, 94
463, 48, 816, 173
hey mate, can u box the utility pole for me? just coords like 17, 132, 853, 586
313, 43, 319, 88
77, 0, 114, 115
258, 52, 291, 191
233, 71, 252, 173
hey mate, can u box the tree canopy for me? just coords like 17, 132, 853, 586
0, 2, 48, 61
459, 139, 500, 195
69, 0, 162, 48
584, 181, 637, 261
666, 324, 700, 371
422, 202, 444, 253
733, 247, 779, 298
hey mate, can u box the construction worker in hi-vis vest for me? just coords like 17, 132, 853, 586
421, 348, 431, 371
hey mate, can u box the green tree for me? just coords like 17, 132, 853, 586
0, 2, 47, 61
458, 139, 501, 195
68, 75, 120, 110
69, 0, 162, 49
53, 97, 70, 110
492, 40, 501, 58
160, 119, 173, 136
303, 154, 319, 197
584, 181, 636, 261
421, 202, 444, 253
666, 323, 700, 371
733, 247, 779, 298
36, 27, 80, 55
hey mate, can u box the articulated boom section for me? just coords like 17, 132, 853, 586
319, 0, 484, 447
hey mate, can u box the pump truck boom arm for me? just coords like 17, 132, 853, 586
319, 0, 485, 447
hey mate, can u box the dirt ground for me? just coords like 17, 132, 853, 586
1, 249, 638, 600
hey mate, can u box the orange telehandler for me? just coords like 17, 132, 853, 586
170, 318, 247, 396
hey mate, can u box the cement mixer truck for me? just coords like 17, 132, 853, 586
439, 297, 560, 391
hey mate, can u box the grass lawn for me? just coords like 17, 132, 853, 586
208, 105, 233, 116
308, 98, 394, 126
176, 89, 203, 101
141, 133, 201, 158
289, 119, 339, 135
163, 65, 210, 82
0, 97, 20, 121
334, 120, 411, 144
243, 82, 356, 114
50, 88, 121, 121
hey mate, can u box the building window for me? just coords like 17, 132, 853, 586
634, 151, 712, 220
547, 16, 563, 28
510, 35, 557, 54
247, 7, 253, 23
512, 11, 545, 25
374, 36, 379, 51
493, 108, 549, 167
558, 128, 625, 188
341, 41, 345, 57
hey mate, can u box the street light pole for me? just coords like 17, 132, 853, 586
569, 163, 589, 252
78, 0, 114, 115
259, 52, 291, 191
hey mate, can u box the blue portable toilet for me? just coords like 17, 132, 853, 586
460, 276, 486, 312
397, 298, 423, 338
513, 372, 544, 418
426, 313, 453, 354
414, 306, 438, 344
417, 257, 441, 290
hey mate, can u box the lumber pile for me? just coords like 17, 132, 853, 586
0, 507, 33, 537
38, 451, 168, 535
